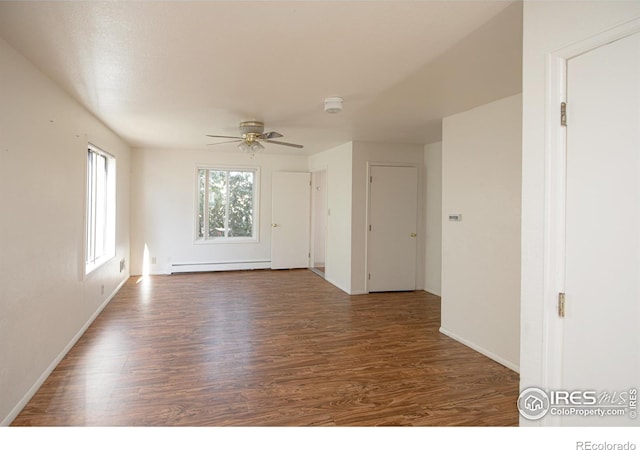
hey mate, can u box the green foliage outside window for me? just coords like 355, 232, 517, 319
198, 168, 255, 240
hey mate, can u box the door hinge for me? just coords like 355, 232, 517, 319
560, 102, 567, 127
369, 224, 372, 231
558, 292, 566, 318
370, 175, 373, 183
368, 273, 371, 280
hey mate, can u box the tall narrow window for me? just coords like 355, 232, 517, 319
86, 145, 116, 274
197, 167, 258, 241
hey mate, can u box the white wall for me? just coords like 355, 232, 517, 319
133, 139, 425, 299
424, 141, 442, 296
351, 141, 426, 294
441, 94, 522, 371
0, 37, 131, 425
520, 1, 640, 419
308, 142, 353, 294
130, 148, 308, 275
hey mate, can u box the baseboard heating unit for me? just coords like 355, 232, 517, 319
170, 261, 271, 274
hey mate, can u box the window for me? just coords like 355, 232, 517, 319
85, 145, 116, 274
197, 167, 258, 241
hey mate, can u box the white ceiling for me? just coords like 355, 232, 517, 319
0, 1, 522, 155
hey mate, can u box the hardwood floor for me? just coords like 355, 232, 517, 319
12, 270, 519, 426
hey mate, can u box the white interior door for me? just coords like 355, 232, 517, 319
368, 165, 418, 292
562, 31, 640, 425
271, 172, 310, 269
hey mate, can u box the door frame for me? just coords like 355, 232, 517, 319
541, 18, 640, 425
365, 161, 419, 293
309, 167, 328, 276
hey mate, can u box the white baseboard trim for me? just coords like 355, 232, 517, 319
1, 275, 129, 426
424, 288, 441, 297
170, 261, 271, 273
324, 276, 351, 295
349, 290, 368, 295
439, 326, 520, 373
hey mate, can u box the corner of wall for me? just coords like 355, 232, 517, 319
441, 94, 521, 370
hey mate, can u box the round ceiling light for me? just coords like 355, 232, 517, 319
324, 97, 343, 114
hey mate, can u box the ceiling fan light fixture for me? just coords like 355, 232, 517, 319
238, 140, 264, 156
324, 97, 343, 114
250, 141, 264, 152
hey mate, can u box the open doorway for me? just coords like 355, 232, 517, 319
310, 169, 327, 278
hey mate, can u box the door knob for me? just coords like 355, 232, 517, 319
410, 232, 417, 238
272, 223, 279, 228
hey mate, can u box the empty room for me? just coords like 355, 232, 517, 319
1, 0, 638, 443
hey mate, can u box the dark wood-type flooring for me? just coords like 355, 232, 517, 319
12, 270, 519, 426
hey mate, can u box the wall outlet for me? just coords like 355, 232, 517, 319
100, 284, 105, 295
119, 258, 125, 273
151, 256, 157, 264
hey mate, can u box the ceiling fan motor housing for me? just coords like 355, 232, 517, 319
239, 121, 264, 136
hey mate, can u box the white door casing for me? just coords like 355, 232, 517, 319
367, 164, 418, 292
310, 170, 327, 269
271, 172, 311, 270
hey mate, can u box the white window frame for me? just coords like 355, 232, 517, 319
85, 144, 116, 274
195, 165, 260, 244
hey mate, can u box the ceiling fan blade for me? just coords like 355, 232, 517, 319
207, 139, 243, 146
259, 131, 283, 140
264, 140, 304, 149
206, 134, 243, 140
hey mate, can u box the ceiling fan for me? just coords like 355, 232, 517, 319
207, 120, 303, 154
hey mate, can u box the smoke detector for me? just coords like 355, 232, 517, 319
324, 97, 343, 114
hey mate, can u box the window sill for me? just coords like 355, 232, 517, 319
85, 253, 115, 277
